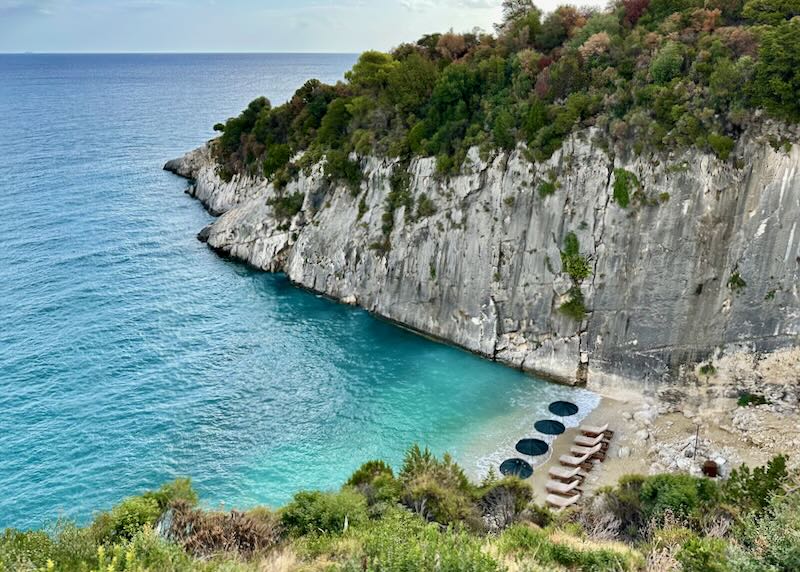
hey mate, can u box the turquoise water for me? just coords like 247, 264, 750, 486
0, 54, 598, 529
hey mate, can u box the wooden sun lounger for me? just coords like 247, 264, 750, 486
570, 444, 602, 456
574, 433, 606, 447
546, 492, 581, 510
560, 452, 592, 466
579, 423, 609, 437
546, 479, 581, 495
572, 443, 608, 456
549, 465, 582, 481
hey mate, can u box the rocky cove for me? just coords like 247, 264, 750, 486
165, 126, 800, 419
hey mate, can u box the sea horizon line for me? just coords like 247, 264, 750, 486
0, 51, 360, 56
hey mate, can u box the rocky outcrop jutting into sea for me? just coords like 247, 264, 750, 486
165, 128, 800, 406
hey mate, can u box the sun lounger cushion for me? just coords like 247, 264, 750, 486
560, 453, 590, 466
549, 466, 581, 480
579, 423, 609, 436
574, 433, 605, 447
546, 479, 580, 494
546, 493, 581, 509
570, 444, 602, 456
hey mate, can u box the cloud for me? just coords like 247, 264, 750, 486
0, 0, 56, 16
400, 0, 498, 11
0, 0, 181, 17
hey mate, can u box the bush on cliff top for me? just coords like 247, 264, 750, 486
212, 0, 800, 185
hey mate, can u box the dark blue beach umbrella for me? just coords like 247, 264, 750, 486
535, 419, 566, 435
515, 438, 549, 456
499, 458, 533, 478
549, 400, 579, 417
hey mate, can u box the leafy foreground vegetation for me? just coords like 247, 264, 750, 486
214, 0, 800, 194
2, 448, 797, 571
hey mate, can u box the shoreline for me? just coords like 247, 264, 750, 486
457, 384, 600, 485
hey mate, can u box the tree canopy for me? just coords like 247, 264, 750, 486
213, 0, 800, 181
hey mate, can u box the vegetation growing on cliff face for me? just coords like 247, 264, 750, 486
2, 450, 797, 571
559, 231, 591, 320
613, 168, 640, 208
213, 0, 800, 185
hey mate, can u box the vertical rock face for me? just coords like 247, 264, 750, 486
165, 129, 800, 400
164, 145, 268, 215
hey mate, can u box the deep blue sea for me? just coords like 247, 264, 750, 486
0, 53, 598, 529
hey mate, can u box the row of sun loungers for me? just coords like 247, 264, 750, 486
545, 423, 614, 510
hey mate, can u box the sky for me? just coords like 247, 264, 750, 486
0, 0, 605, 53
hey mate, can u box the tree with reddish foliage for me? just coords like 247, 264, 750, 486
623, 0, 651, 26
437, 32, 469, 61
555, 5, 588, 37
537, 55, 553, 71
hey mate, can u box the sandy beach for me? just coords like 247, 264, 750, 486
529, 394, 650, 500
530, 382, 800, 505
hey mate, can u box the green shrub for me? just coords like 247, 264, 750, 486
736, 392, 769, 408
399, 444, 470, 491
317, 98, 351, 146
403, 478, 479, 526
280, 488, 368, 537
86, 479, 196, 544
650, 42, 684, 85
90, 495, 162, 543
699, 363, 717, 376
262, 143, 292, 179
416, 193, 437, 217
593, 476, 646, 541
560, 286, 587, 321
538, 180, 557, 197
722, 455, 788, 514
709, 133, 735, 160
478, 477, 533, 531
346, 460, 402, 511
733, 490, 800, 570
399, 445, 478, 526
354, 508, 499, 572
145, 478, 198, 510
497, 524, 639, 571
267, 192, 305, 220
751, 19, 800, 121
382, 167, 414, 236
493, 109, 516, 150
325, 149, 363, 192
558, 232, 591, 321
677, 537, 731, 572
612, 169, 639, 208
743, 0, 800, 24
0, 529, 53, 571
347, 460, 394, 488
728, 271, 747, 292
560, 232, 591, 281
639, 473, 718, 522
357, 196, 368, 220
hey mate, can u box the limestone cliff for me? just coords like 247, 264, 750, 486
165, 128, 800, 403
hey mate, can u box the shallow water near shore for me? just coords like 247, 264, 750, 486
0, 53, 597, 529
